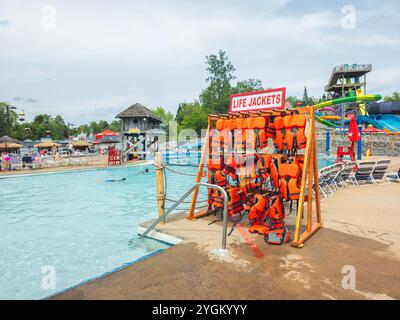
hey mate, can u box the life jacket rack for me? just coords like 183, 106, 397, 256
188, 106, 322, 248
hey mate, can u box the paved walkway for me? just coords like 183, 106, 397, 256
52, 182, 400, 300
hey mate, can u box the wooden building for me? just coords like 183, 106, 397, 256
116, 103, 166, 160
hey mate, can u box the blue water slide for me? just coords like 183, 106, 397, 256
358, 114, 400, 132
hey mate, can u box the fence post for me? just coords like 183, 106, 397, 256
357, 124, 363, 160
325, 130, 330, 156
155, 152, 166, 223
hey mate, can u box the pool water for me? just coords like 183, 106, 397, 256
0, 164, 170, 300
0, 154, 334, 300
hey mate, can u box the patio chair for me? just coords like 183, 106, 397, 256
372, 159, 391, 183
349, 161, 376, 185
313, 168, 330, 200
387, 168, 400, 183
338, 161, 358, 186
22, 155, 34, 169
322, 164, 343, 191
319, 166, 336, 197
10, 156, 22, 170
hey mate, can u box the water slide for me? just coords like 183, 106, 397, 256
358, 114, 400, 132
313, 94, 382, 128
359, 101, 400, 132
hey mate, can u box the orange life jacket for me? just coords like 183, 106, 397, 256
249, 195, 288, 238
233, 118, 249, 153
245, 116, 267, 151
283, 114, 307, 154
269, 156, 281, 190
208, 189, 224, 209
216, 118, 233, 152
293, 155, 304, 172
273, 116, 286, 153
278, 163, 301, 201
208, 166, 228, 189
258, 154, 272, 180
248, 194, 269, 226
208, 153, 223, 171
227, 186, 245, 216
265, 195, 285, 230
243, 193, 255, 213
248, 224, 271, 235
265, 115, 276, 139
238, 154, 260, 193
264, 227, 291, 245
223, 154, 239, 182
209, 119, 231, 153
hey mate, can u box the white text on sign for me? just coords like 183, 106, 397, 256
230, 88, 286, 113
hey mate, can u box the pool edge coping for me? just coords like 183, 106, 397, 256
42, 228, 183, 300
0, 160, 154, 179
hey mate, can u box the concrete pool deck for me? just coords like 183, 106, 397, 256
0, 158, 150, 178
52, 181, 400, 300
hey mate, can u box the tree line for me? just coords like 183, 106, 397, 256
0, 103, 121, 141
2, 51, 399, 140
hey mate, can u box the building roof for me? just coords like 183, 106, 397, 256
116, 103, 161, 122
34, 141, 61, 148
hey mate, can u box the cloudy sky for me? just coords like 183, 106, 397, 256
0, 0, 399, 124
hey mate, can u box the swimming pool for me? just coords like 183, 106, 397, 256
0, 164, 171, 299
0, 153, 335, 299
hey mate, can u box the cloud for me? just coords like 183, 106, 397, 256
12, 97, 38, 103
368, 66, 400, 95
0, 0, 399, 123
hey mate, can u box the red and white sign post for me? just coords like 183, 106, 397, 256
229, 87, 286, 113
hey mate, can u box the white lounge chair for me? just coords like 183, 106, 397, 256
338, 161, 357, 186
387, 168, 400, 183
350, 161, 376, 185
372, 159, 391, 184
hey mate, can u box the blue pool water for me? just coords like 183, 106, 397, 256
0, 164, 170, 300
0, 153, 335, 300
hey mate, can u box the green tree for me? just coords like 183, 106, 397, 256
109, 120, 121, 132
152, 107, 174, 136
175, 103, 185, 125
286, 96, 301, 108
200, 50, 236, 114
232, 79, 263, 94
384, 92, 400, 102
0, 102, 18, 136
303, 86, 309, 105
180, 101, 208, 134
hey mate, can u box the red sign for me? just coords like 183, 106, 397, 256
229, 88, 286, 113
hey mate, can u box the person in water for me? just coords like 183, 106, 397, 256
105, 178, 127, 182
140, 168, 149, 174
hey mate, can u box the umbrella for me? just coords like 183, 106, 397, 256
0, 135, 21, 144
0, 135, 22, 152
95, 130, 119, 141
93, 136, 121, 144
34, 141, 61, 148
363, 127, 385, 134
71, 140, 92, 147
0, 143, 23, 149
347, 116, 361, 143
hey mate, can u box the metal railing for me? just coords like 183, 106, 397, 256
139, 182, 229, 251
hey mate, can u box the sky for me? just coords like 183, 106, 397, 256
0, 0, 399, 125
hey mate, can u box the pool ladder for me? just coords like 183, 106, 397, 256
139, 182, 229, 251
